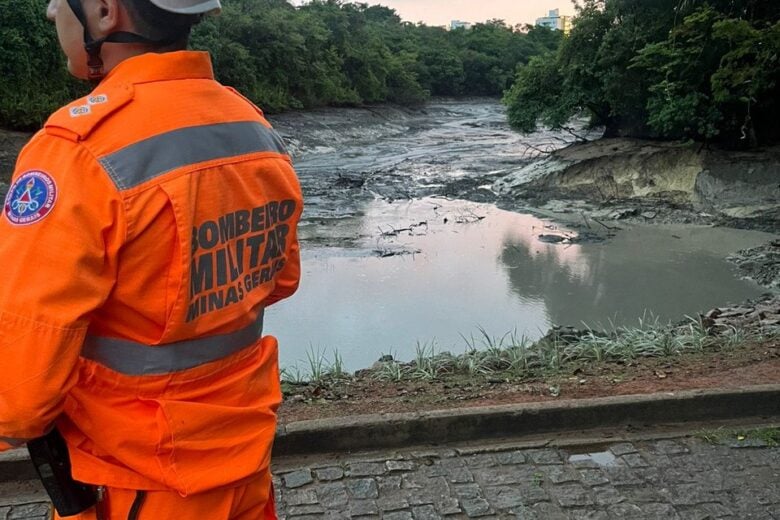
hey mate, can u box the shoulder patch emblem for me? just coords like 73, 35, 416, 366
88, 94, 108, 105
4, 170, 58, 226
70, 105, 91, 117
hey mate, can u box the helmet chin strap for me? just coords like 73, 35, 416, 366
65, 0, 187, 81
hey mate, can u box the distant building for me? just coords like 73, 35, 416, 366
450, 20, 472, 30
535, 9, 573, 34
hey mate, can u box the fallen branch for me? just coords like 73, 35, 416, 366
592, 217, 620, 231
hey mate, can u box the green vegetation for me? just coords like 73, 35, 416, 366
0, 0, 561, 130
504, 0, 780, 148
280, 318, 780, 385
0, 0, 86, 129
695, 426, 780, 446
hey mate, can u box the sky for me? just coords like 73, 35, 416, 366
291, 1, 577, 27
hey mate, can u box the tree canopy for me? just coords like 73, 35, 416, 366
0, 0, 561, 130
503, 0, 780, 148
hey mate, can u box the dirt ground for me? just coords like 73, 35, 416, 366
277, 337, 780, 425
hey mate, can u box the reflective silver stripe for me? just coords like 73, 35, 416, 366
0, 436, 29, 447
82, 311, 264, 375
99, 121, 288, 191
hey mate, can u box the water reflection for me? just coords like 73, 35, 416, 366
500, 223, 773, 329
267, 198, 774, 372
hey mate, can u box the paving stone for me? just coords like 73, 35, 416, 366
472, 467, 531, 486
453, 483, 482, 500
438, 498, 462, 515
641, 502, 680, 519
544, 465, 581, 484
348, 499, 379, 517
607, 503, 644, 518
570, 510, 610, 520
496, 451, 526, 465
411, 504, 438, 520
509, 505, 540, 519
525, 449, 563, 465
549, 483, 594, 508
447, 467, 475, 484
622, 453, 650, 468
579, 469, 610, 487
653, 440, 690, 455
633, 467, 663, 486
387, 460, 416, 472
593, 487, 625, 506
287, 504, 326, 516
315, 467, 345, 481
286, 489, 319, 506
284, 469, 314, 489
661, 467, 700, 484
317, 482, 349, 508
378, 475, 403, 493
461, 497, 492, 517
668, 483, 719, 506
529, 502, 568, 520
7, 504, 51, 520
348, 462, 387, 477
346, 479, 379, 499
603, 466, 643, 486
378, 494, 410, 512
681, 502, 734, 518
406, 490, 434, 507
464, 454, 498, 468
642, 452, 674, 468
485, 485, 539, 510
618, 482, 671, 504
383, 511, 413, 520
609, 443, 639, 456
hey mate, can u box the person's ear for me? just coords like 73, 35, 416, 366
90, 0, 123, 37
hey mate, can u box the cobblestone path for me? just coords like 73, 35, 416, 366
273, 437, 780, 519
1, 436, 778, 519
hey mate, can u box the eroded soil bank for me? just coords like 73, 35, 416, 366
493, 137, 780, 233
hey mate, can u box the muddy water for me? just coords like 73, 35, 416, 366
264, 100, 777, 372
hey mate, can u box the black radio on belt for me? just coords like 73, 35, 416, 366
27, 429, 97, 516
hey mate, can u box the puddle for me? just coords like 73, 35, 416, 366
568, 451, 619, 467
267, 198, 776, 371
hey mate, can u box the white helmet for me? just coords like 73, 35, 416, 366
147, 0, 221, 15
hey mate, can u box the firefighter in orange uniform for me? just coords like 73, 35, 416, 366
0, 0, 302, 518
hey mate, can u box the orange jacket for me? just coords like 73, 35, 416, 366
0, 51, 302, 495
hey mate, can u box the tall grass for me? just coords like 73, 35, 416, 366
280, 316, 775, 385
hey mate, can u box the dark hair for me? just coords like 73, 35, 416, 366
122, 0, 201, 48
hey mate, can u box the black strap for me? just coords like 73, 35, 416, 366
65, 0, 188, 80
127, 490, 147, 520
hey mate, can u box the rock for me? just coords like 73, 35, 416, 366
609, 208, 639, 220
538, 234, 567, 244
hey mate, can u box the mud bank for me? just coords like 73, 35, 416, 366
494, 138, 780, 232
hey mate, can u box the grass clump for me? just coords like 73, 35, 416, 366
695, 427, 780, 447
280, 313, 777, 387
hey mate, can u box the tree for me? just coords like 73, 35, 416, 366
0, 0, 84, 129
504, 0, 780, 147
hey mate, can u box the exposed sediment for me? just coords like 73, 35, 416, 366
494, 138, 780, 230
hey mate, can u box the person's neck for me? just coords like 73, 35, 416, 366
99, 43, 182, 76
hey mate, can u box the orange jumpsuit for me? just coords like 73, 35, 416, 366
0, 51, 302, 518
